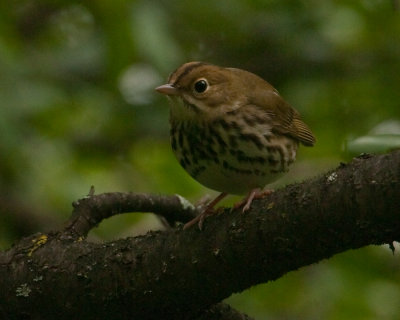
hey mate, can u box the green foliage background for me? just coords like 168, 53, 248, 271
1, 0, 399, 318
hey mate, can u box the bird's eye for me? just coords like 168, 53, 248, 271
194, 79, 208, 93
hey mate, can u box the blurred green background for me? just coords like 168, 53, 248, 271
1, 0, 399, 318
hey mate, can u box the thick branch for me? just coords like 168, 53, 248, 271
0, 151, 399, 320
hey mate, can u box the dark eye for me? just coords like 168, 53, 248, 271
194, 79, 208, 93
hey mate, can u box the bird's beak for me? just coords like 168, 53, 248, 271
155, 84, 180, 96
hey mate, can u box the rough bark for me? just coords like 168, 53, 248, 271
0, 150, 399, 320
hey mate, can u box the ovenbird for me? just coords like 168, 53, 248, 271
156, 62, 315, 229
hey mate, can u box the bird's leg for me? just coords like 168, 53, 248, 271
183, 192, 228, 230
234, 188, 274, 212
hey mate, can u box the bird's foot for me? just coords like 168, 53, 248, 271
234, 188, 274, 213
183, 192, 228, 230
182, 207, 213, 230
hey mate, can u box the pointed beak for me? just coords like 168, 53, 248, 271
155, 84, 180, 96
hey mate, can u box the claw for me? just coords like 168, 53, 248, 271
183, 192, 228, 230
234, 188, 274, 213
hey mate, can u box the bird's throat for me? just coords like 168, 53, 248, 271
168, 96, 203, 121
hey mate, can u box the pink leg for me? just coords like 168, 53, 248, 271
234, 188, 273, 213
183, 192, 228, 230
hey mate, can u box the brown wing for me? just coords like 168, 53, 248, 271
229, 67, 316, 146
290, 115, 316, 146
249, 89, 316, 147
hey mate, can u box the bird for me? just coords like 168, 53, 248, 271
155, 62, 315, 229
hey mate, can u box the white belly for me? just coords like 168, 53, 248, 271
171, 120, 298, 195
193, 162, 284, 195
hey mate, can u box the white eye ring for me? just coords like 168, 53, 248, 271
193, 79, 208, 93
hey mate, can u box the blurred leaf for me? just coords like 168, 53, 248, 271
344, 120, 400, 157
345, 134, 400, 156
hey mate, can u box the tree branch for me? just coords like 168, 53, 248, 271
63, 191, 198, 239
0, 151, 399, 320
